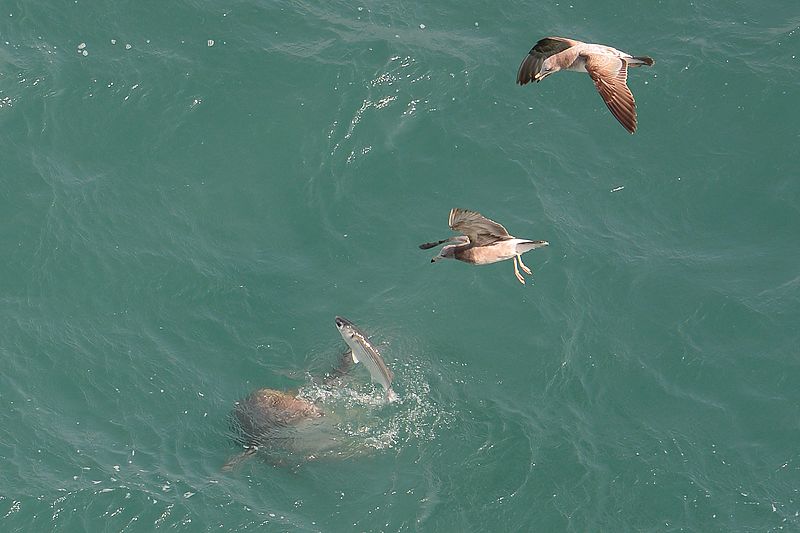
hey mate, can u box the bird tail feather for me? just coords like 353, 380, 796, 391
629, 56, 655, 67
517, 240, 549, 254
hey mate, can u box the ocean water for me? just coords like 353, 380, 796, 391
1, 0, 799, 530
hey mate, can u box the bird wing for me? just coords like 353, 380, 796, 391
584, 54, 638, 133
448, 208, 511, 246
517, 37, 579, 85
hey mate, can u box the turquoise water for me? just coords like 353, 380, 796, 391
2, 0, 799, 530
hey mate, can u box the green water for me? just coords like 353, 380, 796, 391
2, 0, 799, 530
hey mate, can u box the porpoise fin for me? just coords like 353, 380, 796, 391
386, 389, 399, 403
351, 350, 360, 364
221, 446, 258, 472
322, 349, 356, 386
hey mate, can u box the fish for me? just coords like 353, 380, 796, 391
334, 316, 398, 402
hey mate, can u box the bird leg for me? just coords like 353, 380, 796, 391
517, 254, 532, 275
513, 256, 526, 285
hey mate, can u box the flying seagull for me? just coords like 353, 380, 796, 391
420, 208, 549, 285
517, 36, 654, 133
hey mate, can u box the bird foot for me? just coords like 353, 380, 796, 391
513, 257, 526, 284
518, 257, 532, 275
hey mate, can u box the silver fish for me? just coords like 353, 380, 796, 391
334, 316, 398, 402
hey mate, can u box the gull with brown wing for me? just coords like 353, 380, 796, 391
420, 208, 549, 285
516, 36, 654, 133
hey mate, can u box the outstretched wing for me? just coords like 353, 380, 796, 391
584, 54, 637, 133
517, 36, 577, 85
448, 208, 511, 246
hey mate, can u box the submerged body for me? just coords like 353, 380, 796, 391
421, 208, 549, 285
232, 388, 322, 440
223, 388, 324, 470
516, 36, 655, 133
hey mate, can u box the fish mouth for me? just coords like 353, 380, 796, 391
334, 316, 353, 329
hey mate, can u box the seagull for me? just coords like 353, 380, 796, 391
420, 208, 549, 285
516, 36, 655, 133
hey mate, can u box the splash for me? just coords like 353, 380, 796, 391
295, 355, 453, 458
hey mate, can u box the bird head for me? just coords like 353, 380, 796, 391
431, 246, 455, 263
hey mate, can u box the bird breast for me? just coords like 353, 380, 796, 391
564, 55, 587, 73
457, 244, 514, 265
